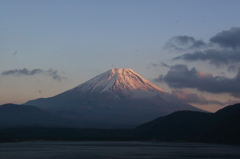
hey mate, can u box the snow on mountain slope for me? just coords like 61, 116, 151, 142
66, 68, 165, 98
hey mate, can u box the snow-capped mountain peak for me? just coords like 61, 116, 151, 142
25, 68, 203, 128
67, 68, 165, 98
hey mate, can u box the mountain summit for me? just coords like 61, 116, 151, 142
25, 68, 203, 128
65, 68, 165, 99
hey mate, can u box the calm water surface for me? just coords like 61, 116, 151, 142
0, 141, 240, 159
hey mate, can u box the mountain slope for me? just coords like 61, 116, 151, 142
0, 104, 61, 128
25, 68, 203, 128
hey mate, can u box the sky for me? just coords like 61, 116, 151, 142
1, 0, 240, 112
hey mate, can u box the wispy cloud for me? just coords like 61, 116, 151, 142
1, 68, 66, 81
164, 35, 207, 51
149, 62, 171, 68
165, 90, 225, 105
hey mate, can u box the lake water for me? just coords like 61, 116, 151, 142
0, 141, 240, 159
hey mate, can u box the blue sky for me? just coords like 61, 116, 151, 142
1, 0, 240, 112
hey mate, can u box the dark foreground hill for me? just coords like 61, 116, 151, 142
0, 104, 62, 128
134, 103, 240, 144
134, 111, 212, 141
197, 103, 240, 144
0, 103, 240, 144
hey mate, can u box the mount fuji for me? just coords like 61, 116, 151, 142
25, 68, 203, 128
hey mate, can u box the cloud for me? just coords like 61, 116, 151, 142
149, 62, 171, 68
163, 90, 239, 106
1, 68, 66, 81
154, 74, 164, 82
45, 69, 66, 81
2, 68, 42, 76
154, 64, 240, 98
173, 49, 240, 65
160, 62, 171, 68
167, 27, 240, 66
228, 63, 240, 72
164, 35, 207, 51
210, 27, 240, 49
166, 90, 225, 105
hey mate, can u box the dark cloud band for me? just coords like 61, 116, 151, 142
210, 27, 240, 49
154, 64, 240, 98
174, 49, 240, 65
166, 27, 240, 66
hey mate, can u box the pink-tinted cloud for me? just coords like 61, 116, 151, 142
169, 90, 224, 105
